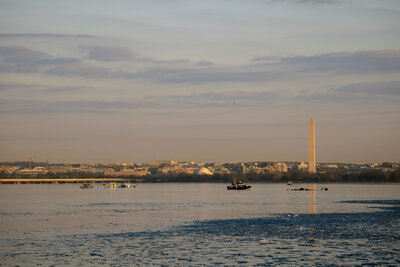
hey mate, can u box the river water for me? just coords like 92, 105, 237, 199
0, 183, 399, 266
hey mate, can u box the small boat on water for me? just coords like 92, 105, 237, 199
290, 187, 315, 191
104, 182, 119, 189
104, 183, 139, 189
120, 184, 138, 188
80, 182, 93, 189
227, 180, 251, 190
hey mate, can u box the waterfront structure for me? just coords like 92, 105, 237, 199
309, 117, 316, 173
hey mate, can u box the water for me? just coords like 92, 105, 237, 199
0, 183, 399, 266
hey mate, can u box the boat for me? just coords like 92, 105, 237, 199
80, 182, 93, 189
103, 182, 139, 189
227, 180, 251, 190
120, 184, 138, 188
104, 182, 120, 189
290, 187, 315, 191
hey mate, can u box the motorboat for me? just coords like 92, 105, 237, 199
227, 180, 251, 190
80, 182, 93, 189
104, 182, 119, 189
120, 184, 138, 188
103, 183, 139, 189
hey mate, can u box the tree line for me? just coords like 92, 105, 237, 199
1, 170, 400, 182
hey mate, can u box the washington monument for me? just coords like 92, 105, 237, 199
309, 117, 316, 173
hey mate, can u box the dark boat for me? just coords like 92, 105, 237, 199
80, 182, 93, 189
227, 180, 251, 190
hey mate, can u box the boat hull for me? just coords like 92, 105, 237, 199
227, 185, 251, 190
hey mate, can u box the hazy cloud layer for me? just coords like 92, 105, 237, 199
0, 99, 164, 114
45, 62, 111, 77
294, 80, 400, 103
2, 46, 399, 84
335, 80, 400, 95
81, 45, 190, 63
254, 50, 400, 73
0, 90, 280, 114
117, 68, 289, 83
2, 82, 398, 115
82, 46, 134, 61
0, 33, 98, 39
0, 46, 77, 72
196, 61, 215, 66
0, 83, 85, 93
293, 0, 343, 4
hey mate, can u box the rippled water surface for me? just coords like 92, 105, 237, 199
1, 183, 399, 266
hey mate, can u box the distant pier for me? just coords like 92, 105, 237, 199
0, 178, 141, 184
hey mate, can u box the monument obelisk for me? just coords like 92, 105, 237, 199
309, 117, 316, 173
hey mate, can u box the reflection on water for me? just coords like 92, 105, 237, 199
308, 183, 317, 266
309, 183, 316, 214
0, 183, 399, 265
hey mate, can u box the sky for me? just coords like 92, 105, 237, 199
0, 0, 399, 163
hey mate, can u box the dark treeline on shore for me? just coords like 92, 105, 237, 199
1, 170, 400, 183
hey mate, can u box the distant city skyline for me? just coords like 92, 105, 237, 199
0, 0, 399, 163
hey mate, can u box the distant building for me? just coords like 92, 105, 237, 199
298, 162, 308, 171
248, 165, 265, 174
273, 163, 288, 172
195, 167, 213, 175
156, 161, 177, 167
0, 165, 20, 174
382, 162, 392, 168
17, 167, 48, 175
104, 167, 149, 176
49, 164, 73, 173
392, 162, 400, 169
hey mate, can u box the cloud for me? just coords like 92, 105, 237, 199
254, 50, 400, 73
0, 46, 112, 77
2, 45, 399, 85
335, 80, 400, 95
82, 46, 134, 61
45, 62, 111, 77
148, 90, 282, 109
165, 90, 279, 101
293, 91, 345, 103
117, 67, 289, 84
0, 99, 163, 114
81, 45, 190, 63
0, 89, 281, 114
0, 33, 98, 39
196, 60, 215, 66
0, 46, 50, 63
0, 46, 78, 72
293, 80, 400, 104
0, 46, 275, 82
252, 56, 280, 62
135, 57, 190, 64
293, 0, 343, 4
0, 83, 85, 93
